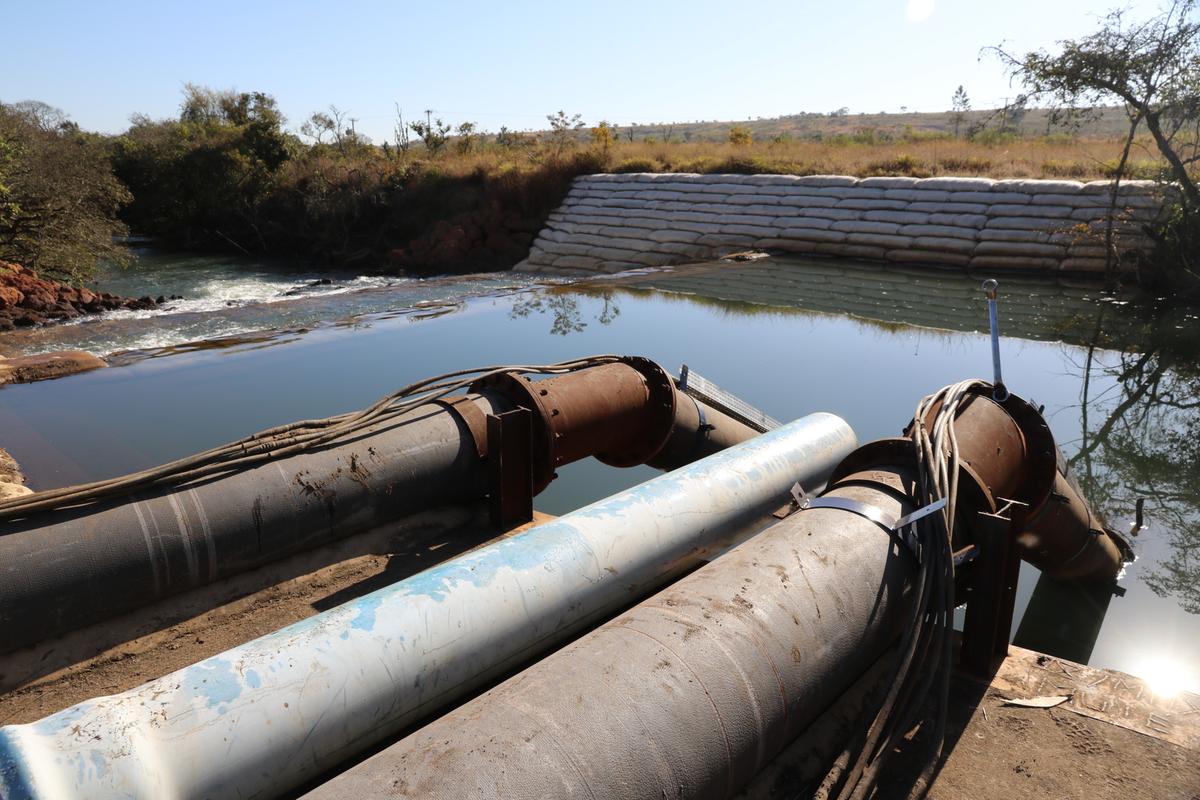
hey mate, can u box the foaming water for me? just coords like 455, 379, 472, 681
0, 248, 561, 357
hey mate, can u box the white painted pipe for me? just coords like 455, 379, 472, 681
0, 413, 856, 800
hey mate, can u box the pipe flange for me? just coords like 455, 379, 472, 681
595, 356, 678, 468
470, 371, 556, 492
992, 390, 1057, 513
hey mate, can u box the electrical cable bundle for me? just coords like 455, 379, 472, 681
820, 379, 988, 800
0, 355, 620, 522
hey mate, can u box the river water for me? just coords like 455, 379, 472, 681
1, 251, 1197, 697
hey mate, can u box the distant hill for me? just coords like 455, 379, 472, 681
598, 106, 1131, 142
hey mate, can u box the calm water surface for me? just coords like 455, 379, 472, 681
1, 254, 1197, 695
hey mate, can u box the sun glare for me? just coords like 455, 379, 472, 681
1132, 654, 1199, 698
906, 0, 936, 22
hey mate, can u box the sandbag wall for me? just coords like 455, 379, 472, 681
516, 173, 1164, 275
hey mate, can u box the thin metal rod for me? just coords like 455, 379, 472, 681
981, 279, 1009, 402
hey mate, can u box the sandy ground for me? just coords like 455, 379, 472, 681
887, 675, 1200, 799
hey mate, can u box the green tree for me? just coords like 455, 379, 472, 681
546, 111, 585, 159
950, 85, 971, 138
0, 101, 130, 283
454, 121, 478, 155
112, 86, 292, 251
410, 115, 451, 154
992, 1, 1200, 206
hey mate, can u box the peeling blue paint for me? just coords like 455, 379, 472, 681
245, 670, 262, 689
88, 750, 108, 780
181, 658, 242, 711
31, 703, 94, 736
350, 595, 383, 631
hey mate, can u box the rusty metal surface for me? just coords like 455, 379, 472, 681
472, 357, 760, 487
1022, 471, 1126, 581
645, 391, 759, 471
433, 394, 493, 459
486, 408, 534, 530
919, 391, 1030, 505
471, 359, 672, 490
901, 389, 1125, 582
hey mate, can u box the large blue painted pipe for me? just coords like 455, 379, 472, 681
0, 412, 856, 800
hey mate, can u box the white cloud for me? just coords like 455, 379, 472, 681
906, 0, 936, 21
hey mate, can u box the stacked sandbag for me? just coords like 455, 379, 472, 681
516, 174, 1165, 276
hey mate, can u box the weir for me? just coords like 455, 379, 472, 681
517, 173, 1164, 276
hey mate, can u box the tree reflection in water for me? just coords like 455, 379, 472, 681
1070, 301, 1200, 614
509, 289, 619, 336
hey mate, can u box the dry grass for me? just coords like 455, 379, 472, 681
398, 134, 1167, 182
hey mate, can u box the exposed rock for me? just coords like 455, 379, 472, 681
0, 482, 33, 500
0, 261, 165, 330
0, 446, 30, 500
0, 350, 107, 386
0, 447, 24, 485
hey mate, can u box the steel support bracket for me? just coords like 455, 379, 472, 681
960, 496, 1028, 676
487, 408, 534, 530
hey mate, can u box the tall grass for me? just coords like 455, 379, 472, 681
395, 133, 1167, 181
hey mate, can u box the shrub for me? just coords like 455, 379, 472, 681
612, 158, 659, 173
1041, 159, 1088, 178
938, 155, 994, 173
864, 153, 928, 176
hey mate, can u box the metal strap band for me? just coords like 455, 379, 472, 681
800, 496, 947, 563
803, 496, 898, 531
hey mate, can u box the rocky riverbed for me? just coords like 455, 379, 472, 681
0, 261, 169, 331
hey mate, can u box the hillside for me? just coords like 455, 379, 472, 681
604, 106, 1132, 142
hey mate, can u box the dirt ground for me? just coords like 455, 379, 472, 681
744, 646, 1200, 800
883, 675, 1200, 799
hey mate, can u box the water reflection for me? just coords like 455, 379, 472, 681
510, 290, 620, 335
603, 257, 1148, 348
1070, 303, 1200, 617
526, 257, 1200, 687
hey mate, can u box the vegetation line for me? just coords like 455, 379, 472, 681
0, 3, 1195, 293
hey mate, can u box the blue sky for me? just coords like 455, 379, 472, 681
3, 0, 1167, 142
